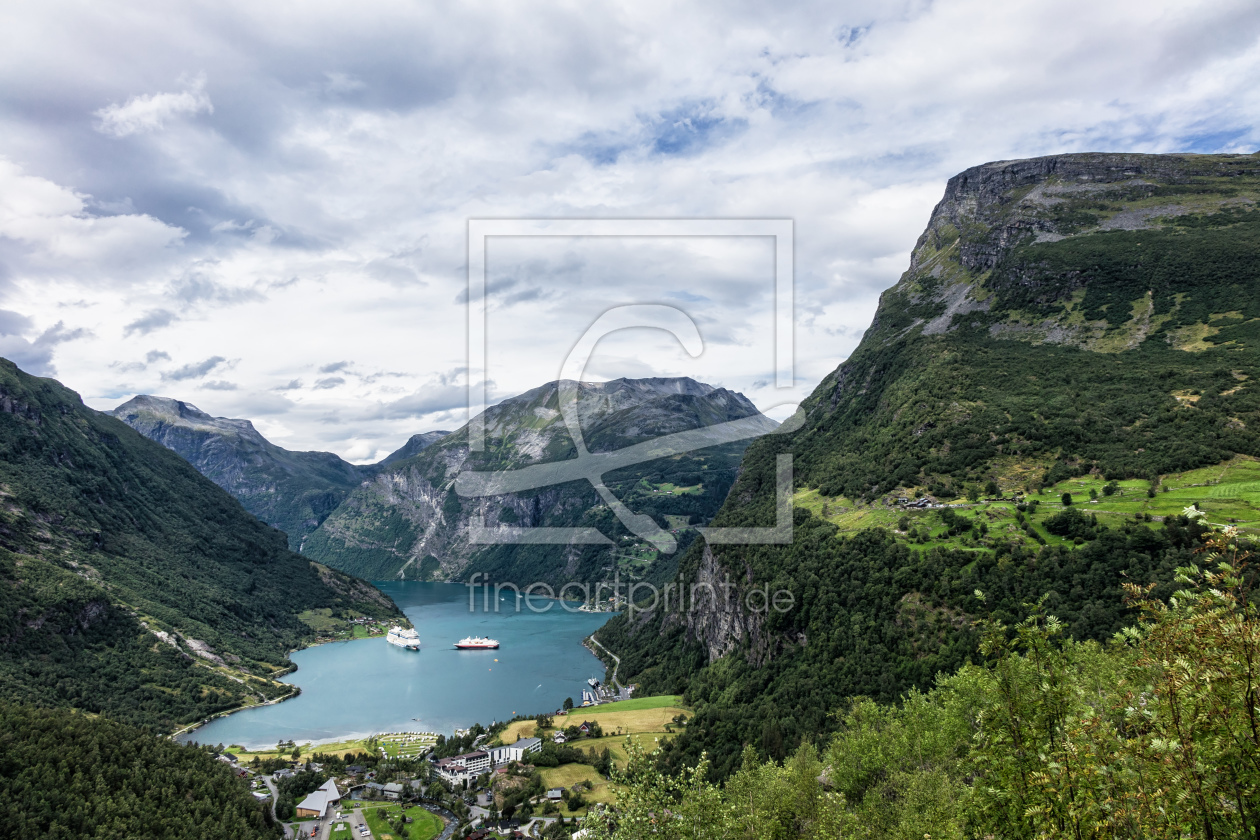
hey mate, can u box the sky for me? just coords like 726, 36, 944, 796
1, 0, 1258, 462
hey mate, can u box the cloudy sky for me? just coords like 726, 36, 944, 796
1, 0, 1258, 461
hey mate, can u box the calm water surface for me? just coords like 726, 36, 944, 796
180, 582, 610, 748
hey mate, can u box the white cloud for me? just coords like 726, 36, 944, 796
0, 0, 1255, 459
94, 73, 214, 138
0, 158, 187, 280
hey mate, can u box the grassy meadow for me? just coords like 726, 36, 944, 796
795, 454, 1260, 552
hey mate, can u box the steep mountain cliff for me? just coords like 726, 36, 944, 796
304, 377, 778, 584
110, 396, 372, 550
0, 361, 401, 732
597, 151, 1260, 778
379, 430, 452, 467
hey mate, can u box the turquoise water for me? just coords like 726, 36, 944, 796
180, 582, 611, 748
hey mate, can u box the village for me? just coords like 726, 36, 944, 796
213, 690, 689, 840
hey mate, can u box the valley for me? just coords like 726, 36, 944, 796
5, 151, 1260, 840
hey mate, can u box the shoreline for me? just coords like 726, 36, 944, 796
177, 583, 613, 747
172, 630, 385, 743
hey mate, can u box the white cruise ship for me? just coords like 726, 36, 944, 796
454, 636, 499, 649
386, 626, 421, 650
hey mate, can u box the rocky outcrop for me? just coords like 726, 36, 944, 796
109, 396, 370, 549
305, 377, 778, 582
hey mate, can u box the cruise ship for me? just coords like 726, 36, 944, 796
454, 636, 500, 649
386, 626, 421, 650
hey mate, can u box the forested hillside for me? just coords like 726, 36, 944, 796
597, 152, 1260, 779
306, 377, 776, 585
0, 703, 278, 840
110, 395, 374, 550
0, 359, 401, 732
590, 532, 1259, 839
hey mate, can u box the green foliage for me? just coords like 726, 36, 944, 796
110, 397, 372, 551
600, 166, 1260, 784
0, 702, 277, 839
591, 538, 1260, 837
600, 508, 1209, 780
0, 359, 401, 730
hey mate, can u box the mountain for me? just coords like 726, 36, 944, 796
304, 377, 778, 584
0, 360, 402, 732
379, 430, 452, 467
596, 151, 1260, 778
110, 395, 373, 550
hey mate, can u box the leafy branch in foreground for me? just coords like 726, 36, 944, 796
587, 529, 1259, 839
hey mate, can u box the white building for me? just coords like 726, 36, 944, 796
433, 749, 492, 784
490, 737, 541, 766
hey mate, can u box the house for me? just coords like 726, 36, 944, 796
354, 782, 392, 800
578, 721, 596, 734
345, 765, 366, 775
546, 788, 565, 801
489, 737, 541, 766
433, 749, 492, 783
295, 779, 342, 819
552, 731, 567, 744
382, 782, 405, 800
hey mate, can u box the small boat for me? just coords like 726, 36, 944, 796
455, 636, 500, 649
387, 626, 421, 650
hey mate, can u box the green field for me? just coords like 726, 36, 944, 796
538, 763, 615, 814
796, 454, 1260, 553
296, 608, 389, 642
361, 803, 443, 840
583, 695, 683, 713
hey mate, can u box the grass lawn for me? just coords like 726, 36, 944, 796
581, 695, 683, 713
358, 803, 443, 840
227, 736, 375, 762
500, 698, 688, 744
795, 454, 1260, 553
575, 733, 674, 770
561, 705, 688, 736
539, 763, 616, 814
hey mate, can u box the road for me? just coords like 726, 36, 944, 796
263, 777, 293, 839
587, 635, 623, 693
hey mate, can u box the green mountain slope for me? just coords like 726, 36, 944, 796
596, 151, 1260, 779
305, 377, 777, 585
379, 430, 451, 467
109, 396, 375, 550
0, 702, 276, 839
0, 360, 401, 732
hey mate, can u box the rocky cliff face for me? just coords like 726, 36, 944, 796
877, 151, 1260, 347
304, 377, 778, 583
608, 151, 1260, 675
379, 430, 451, 466
109, 395, 370, 549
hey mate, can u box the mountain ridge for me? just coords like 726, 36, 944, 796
0, 360, 402, 732
596, 151, 1260, 779
110, 395, 374, 550
305, 375, 777, 583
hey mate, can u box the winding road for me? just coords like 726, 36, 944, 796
587, 635, 623, 693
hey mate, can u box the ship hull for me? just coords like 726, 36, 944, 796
388, 639, 421, 650
454, 643, 499, 649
